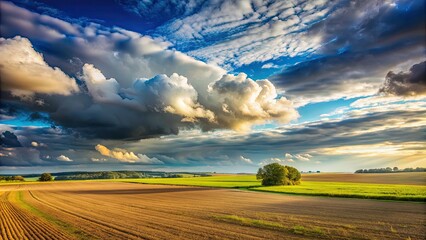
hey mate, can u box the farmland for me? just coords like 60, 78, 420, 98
122, 173, 426, 201
1, 181, 425, 240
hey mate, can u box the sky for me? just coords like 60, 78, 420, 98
0, 0, 425, 174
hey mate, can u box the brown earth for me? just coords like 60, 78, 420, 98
1, 182, 425, 240
0, 185, 75, 240
301, 172, 426, 185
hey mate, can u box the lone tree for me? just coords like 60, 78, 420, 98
39, 173, 53, 181
256, 163, 301, 186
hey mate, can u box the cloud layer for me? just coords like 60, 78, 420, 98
2, 100, 424, 171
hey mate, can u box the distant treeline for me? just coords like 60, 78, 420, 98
54, 171, 210, 180
355, 167, 426, 173
0, 175, 25, 181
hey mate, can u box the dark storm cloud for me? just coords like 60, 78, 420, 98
271, 0, 426, 104
0, 131, 22, 147
379, 61, 426, 96
1, 93, 182, 140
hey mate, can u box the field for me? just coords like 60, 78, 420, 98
122, 173, 426, 201
253, 181, 426, 201
0, 173, 425, 239
1, 181, 425, 240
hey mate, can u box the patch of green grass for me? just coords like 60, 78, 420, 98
15, 191, 95, 240
252, 181, 426, 201
122, 175, 261, 188
213, 215, 326, 237
292, 225, 325, 236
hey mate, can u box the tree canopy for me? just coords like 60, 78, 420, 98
39, 173, 53, 181
256, 163, 301, 186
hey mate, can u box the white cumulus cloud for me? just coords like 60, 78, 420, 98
56, 155, 73, 162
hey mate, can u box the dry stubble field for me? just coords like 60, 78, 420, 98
1, 181, 425, 240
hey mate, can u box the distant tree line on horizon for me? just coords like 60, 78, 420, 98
54, 171, 210, 180
0, 175, 25, 182
355, 167, 425, 173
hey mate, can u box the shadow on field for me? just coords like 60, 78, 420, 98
64, 187, 219, 195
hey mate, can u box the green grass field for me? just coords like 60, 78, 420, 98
123, 174, 426, 201
253, 181, 426, 201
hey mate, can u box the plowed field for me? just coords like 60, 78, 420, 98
1, 182, 425, 239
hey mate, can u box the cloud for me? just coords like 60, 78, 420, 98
270, 0, 426, 105
239, 156, 253, 164
208, 73, 298, 131
379, 61, 426, 96
284, 153, 294, 161
316, 142, 425, 158
31, 141, 46, 147
0, 147, 45, 166
0, 36, 79, 98
150, 0, 331, 68
127, 71, 215, 123
261, 63, 281, 69
91, 158, 107, 162
0, 131, 22, 147
294, 154, 312, 162
117, 0, 199, 23
95, 144, 162, 164
56, 155, 73, 162
80, 64, 122, 103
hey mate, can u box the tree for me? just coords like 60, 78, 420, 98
393, 167, 399, 171
12, 176, 24, 181
285, 166, 301, 185
256, 163, 301, 186
39, 173, 53, 181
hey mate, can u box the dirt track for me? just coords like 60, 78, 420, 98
1, 182, 425, 239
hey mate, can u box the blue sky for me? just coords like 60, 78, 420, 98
0, 0, 425, 174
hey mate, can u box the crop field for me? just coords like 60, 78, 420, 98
0, 182, 425, 240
